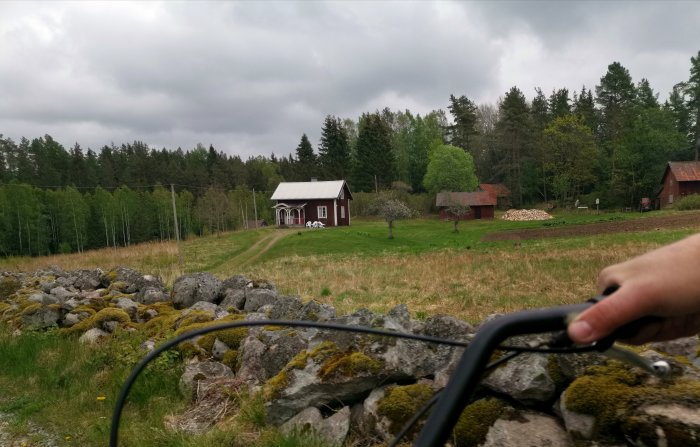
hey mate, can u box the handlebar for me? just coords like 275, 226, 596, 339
414, 295, 669, 446
414, 301, 593, 446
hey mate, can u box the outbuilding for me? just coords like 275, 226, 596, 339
478, 183, 512, 209
435, 191, 496, 220
271, 180, 353, 227
657, 161, 700, 208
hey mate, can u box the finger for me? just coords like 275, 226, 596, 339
568, 285, 655, 344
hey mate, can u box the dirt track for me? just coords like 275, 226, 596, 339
482, 212, 700, 242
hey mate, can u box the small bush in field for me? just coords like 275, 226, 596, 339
676, 194, 700, 210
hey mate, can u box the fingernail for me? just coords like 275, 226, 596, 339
569, 320, 593, 342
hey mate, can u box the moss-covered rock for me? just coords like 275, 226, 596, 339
318, 351, 382, 381
61, 307, 132, 335
376, 383, 433, 435
453, 398, 506, 447
0, 276, 21, 299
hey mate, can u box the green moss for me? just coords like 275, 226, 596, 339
222, 349, 238, 370
105, 270, 118, 282
318, 351, 383, 380
263, 369, 289, 400
453, 398, 506, 447
0, 302, 11, 315
0, 276, 21, 299
61, 307, 131, 335
376, 384, 434, 434
547, 355, 569, 390
560, 361, 699, 440
20, 303, 42, 315
175, 310, 215, 329
175, 314, 248, 355
71, 305, 97, 316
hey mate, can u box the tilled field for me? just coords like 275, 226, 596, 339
483, 211, 700, 241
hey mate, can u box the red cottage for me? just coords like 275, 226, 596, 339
657, 161, 700, 208
271, 180, 353, 227
435, 191, 496, 220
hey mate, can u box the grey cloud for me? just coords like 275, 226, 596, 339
1, 1, 699, 157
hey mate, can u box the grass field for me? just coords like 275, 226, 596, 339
1, 209, 697, 323
1, 209, 700, 446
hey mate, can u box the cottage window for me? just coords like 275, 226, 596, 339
340, 189, 344, 199
318, 206, 327, 219
340, 206, 345, 219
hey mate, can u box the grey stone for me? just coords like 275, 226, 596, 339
137, 287, 170, 304
649, 336, 700, 358
49, 286, 77, 302
623, 403, 700, 446
243, 288, 278, 313
21, 305, 61, 330
320, 406, 351, 446
172, 273, 222, 309
62, 312, 82, 327
280, 407, 323, 435
417, 314, 473, 342
220, 289, 246, 311
114, 298, 139, 319
39, 280, 57, 293
560, 390, 596, 439
178, 361, 234, 399
79, 328, 109, 344
482, 411, 573, 447
483, 353, 556, 404
268, 295, 304, 320
212, 338, 229, 360
184, 301, 219, 315
299, 300, 336, 322
28, 292, 58, 305
72, 269, 103, 291
384, 304, 411, 332
220, 275, 251, 293
102, 320, 120, 333
236, 336, 268, 385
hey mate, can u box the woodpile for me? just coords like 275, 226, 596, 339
502, 209, 554, 221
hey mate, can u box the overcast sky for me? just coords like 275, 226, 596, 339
1, 1, 699, 159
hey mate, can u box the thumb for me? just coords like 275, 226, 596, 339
567, 286, 653, 344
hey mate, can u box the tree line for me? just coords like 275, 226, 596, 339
0, 52, 699, 256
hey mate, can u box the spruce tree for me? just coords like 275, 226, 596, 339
447, 94, 479, 154
295, 133, 317, 181
318, 115, 351, 180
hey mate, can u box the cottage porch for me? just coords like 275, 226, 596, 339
273, 203, 306, 227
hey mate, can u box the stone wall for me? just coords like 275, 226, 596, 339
2, 268, 700, 446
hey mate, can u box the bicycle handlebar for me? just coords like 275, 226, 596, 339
414, 301, 594, 446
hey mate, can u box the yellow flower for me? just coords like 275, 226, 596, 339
96, 396, 106, 401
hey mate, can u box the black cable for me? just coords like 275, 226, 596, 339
109, 319, 469, 447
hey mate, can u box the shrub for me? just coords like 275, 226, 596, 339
675, 194, 700, 210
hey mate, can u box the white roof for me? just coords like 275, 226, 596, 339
271, 180, 347, 200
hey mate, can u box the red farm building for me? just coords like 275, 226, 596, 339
271, 180, 353, 227
435, 191, 496, 220
657, 161, 700, 208
478, 183, 512, 209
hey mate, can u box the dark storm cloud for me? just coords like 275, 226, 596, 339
0, 1, 699, 157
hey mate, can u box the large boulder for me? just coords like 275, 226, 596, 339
481, 411, 573, 447
172, 273, 222, 309
21, 305, 61, 329
178, 361, 234, 399
243, 288, 278, 313
281, 406, 351, 446
482, 353, 557, 405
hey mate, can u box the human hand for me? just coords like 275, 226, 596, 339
568, 233, 700, 345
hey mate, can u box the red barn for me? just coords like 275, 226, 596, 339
657, 161, 700, 208
435, 191, 496, 220
479, 183, 512, 209
271, 180, 353, 227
